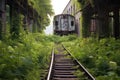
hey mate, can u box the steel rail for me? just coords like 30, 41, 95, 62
62, 44, 96, 80
47, 48, 54, 80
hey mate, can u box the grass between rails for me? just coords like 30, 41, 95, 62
0, 33, 54, 80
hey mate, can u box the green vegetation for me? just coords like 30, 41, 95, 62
1, 0, 119, 80
63, 36, 120, 80
77, 0, 120, 39
1, 0, 54, 79
0, 32, 120, 80
43, 34, 120, 79
77, 0, 93, 38
0, 0, 54, 40
28, 0, 54, 30
49, 34, 77, 43
0, 33, 54, 80
0, 0, 55, 79
74, 70, 88, 80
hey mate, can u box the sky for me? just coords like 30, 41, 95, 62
44, 0, 70, 35
51, 0, 70, 15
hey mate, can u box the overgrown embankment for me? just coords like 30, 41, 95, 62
63, 36, 120, 80
0, 33, 54, 80
1, 34, 120, 80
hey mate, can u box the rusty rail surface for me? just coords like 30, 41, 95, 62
47, 48, 54, 80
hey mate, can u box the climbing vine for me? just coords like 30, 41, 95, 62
77, 0, 93, 37
10, 5, 24, 39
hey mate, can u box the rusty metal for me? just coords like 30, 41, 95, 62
47, 48, 54, 80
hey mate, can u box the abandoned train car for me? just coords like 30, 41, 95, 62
53, 14, 76, 35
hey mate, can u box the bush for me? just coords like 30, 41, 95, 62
0, 33, 54, 80
63, 37, 120, 79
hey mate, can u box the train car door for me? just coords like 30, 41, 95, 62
60, 15, 69, 31
69, 16, 75, 31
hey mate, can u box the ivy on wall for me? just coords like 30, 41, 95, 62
77, 0, 93, 37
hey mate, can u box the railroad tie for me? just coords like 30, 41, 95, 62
52, 54, 79, 80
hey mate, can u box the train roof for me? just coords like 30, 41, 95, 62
54, 14, 74, 18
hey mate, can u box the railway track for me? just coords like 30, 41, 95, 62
47, 44, 95, 80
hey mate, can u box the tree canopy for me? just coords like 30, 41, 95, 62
28, 0, 54, 29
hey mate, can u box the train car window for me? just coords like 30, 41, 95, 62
71, 21, 74, 26
55, 21, 58, 26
